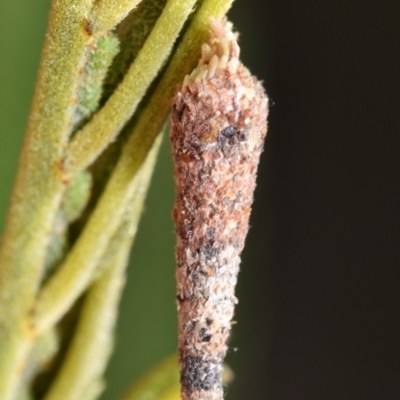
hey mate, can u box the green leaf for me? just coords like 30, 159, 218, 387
42, 136, 162, 400
75, 34, 120, 127
66, 0, 198, 178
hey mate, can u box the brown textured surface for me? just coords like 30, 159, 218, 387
170, 19, 268, 400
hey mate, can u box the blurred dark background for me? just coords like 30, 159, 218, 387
1, 1, 400, 399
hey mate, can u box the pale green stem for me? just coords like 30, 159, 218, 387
90, 0, 143, 36
0, 1, 93, 398
33, 135, 163, 335
66, 0, 197, 179
33, 0, 233, 337
119, 355, 179, 400
43, 141, 158, 400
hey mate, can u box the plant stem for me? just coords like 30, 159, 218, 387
66, 0, 198, 179
0, 2, 93, 398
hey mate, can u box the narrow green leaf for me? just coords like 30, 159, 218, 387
66, 0, 198, 178
102, 0, 167, 100
33, 135, 163, 335
42, 136, 162, 400
75, 34, 120, 127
